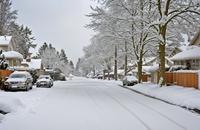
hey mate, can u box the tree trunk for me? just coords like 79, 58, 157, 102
103, 70, 106, 80
114, 45, 118, 80
124, 41, 128, 76
137, 58, 143, 83
159, 44, 165, 85
93, 65, 95, 76
159, 25, 167, 86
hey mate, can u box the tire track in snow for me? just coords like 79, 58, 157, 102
103, 83, 187, 130
90, 84, 152, 130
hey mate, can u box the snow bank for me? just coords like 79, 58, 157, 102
0, 113, 4, 121
128, 83, 200, 110
0, 95, 24, 113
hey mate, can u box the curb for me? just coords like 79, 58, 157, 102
119, 85, 200, 115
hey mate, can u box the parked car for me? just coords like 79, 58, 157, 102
122, 75, 138, 86
36, 75, 53, 88
4, 71, 33, 91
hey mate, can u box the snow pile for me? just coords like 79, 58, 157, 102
126, 76, 138, 82
0, 95, 24, 113
129, 83, 200, 110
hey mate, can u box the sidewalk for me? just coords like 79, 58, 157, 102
125, 83, 200, 111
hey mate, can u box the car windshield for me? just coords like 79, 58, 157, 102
10, 74, 26, 78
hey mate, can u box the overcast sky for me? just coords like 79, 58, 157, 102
12, 0, 95, 63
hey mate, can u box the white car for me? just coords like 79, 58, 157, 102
36, 75, 53, 88
4, 71, 33, 91
122, 75, 138, 86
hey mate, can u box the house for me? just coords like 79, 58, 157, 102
0, 36, 24, 68
171, 46, 200, 70
2, 51, 23, 67
0, 36, 16, 51
171, 30, 200, 70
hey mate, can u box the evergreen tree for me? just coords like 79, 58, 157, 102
60, 49, 68, 64
0, 50, 8, 69
69, 60, 74, 70
0, 0, 17, 35
39, 42, 48, 56
75, 58, 81, 71
9, 23, 35, 58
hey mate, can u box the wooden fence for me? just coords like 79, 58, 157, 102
142, 74, 149, 82
165, 72, 199, 89
0, 70, 13, 90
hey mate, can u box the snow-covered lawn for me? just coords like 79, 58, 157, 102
0, 86, 51, 122
127, 83, 200, 110
0, 78, 200, 130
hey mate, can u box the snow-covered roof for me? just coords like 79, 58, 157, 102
143, 65, 159, 73
0, 36, 12, 46
22, 59, 42, 70
143, 57, 156, 65
2, 51, 23, 60
171, 46, 200, 61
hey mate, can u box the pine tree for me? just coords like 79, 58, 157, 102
0, 50, 8, 70
0, 0, 18, 35
9, 23, 35, 58
39, 42, 48, 56
60, 49, 68, 64
69, 61, 74, 70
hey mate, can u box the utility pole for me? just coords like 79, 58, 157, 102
124, 41, 128, 76
114, 45, 118, 80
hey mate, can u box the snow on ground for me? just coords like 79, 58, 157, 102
0, 86, 51, 121
128, 83, 200, 110
0, 78, 200, 130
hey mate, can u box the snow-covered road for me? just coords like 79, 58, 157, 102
1, 78, 200, 130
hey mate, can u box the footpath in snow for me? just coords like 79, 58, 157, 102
126, 83, 200, 111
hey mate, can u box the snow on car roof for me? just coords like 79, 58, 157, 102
11, 71, 30, 75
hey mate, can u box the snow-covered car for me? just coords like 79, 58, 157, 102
122, 75, 138, 86
36, 75, 53, 88
4, 71, 33, 91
